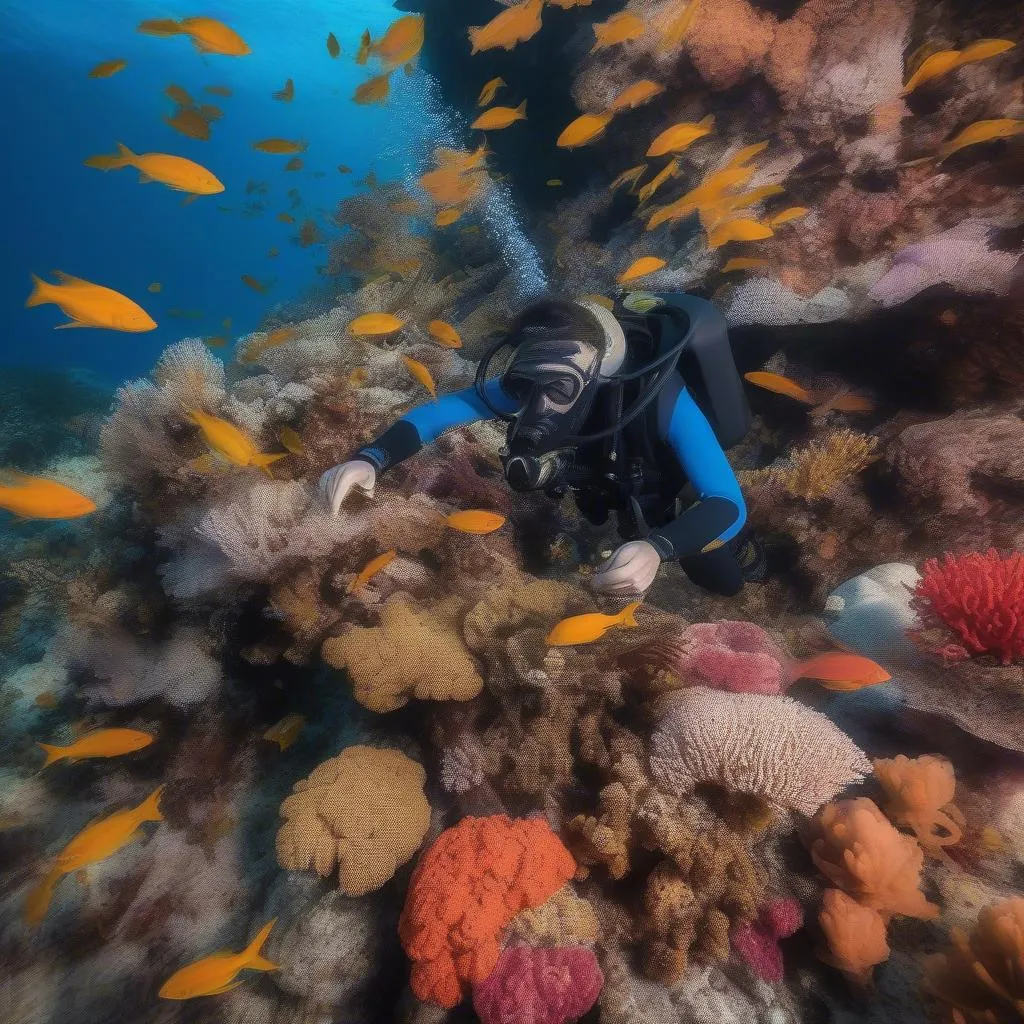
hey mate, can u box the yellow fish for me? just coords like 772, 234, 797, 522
25, 786, 164, 925
647, 114, 714, 157
547, 178, 563, 186
724, 140, 769, 169
428, 319, 462, 348
263, 713, 305, 751
609, 79, 665, 111
26, 271, 156, 332
547, 601, 641, 646
618, 256, 666, 284
557, 112, 613, 149
326, 32, 341, 58
768, 206, 808, 227
635, 159, 679, 204
187, 410, 287, 476
347, 550, 397, 594
89, 59, 126, 78
903, 39, 1015, 94
938, 118, 1024, 160
471, 101, 527, 130
348, 312, 404, 336
707, 217, 774, 248
469, 0, 544, 54
278, 426, 304, 455
477, 76, 506, 106
159, 920, 279, 999
435, 208, 462, 226
402, 355, 437, 399
139, 16, 251, 57
591, 12, 646, 52
354, 73, 391, 105
273, 78, 294, 102
744, 371, 815, 403
356, 29, 372, 64
370, 15, 425, 67
86, 143, 224, 195
0, 472, 96, 519
253, 138, 307, 154
38, 728, 154, 768
446, 509, 506, 534
610, 164, 647, 191
660, 0, 700, 46
721, 257, 768, 272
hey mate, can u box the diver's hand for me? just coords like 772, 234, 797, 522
318, 459, 377, 515
590, 540, 661, 596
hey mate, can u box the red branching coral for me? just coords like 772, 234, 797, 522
398, 815, 577, 1008
913, 550, 1024, 665
471, 946, 603, 1024
732, 898, 804, 983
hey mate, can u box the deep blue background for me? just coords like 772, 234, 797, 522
1, 0, 431, 385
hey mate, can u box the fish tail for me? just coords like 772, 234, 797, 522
24, 867, 63, 926
25, 274, 52, 308
618, 601, 642, 627
699, 114, 715, 131
516, 100, 528, 116
252, 452, 288, 477
83, 144, 134, 171
36, 742, 66, 768
244, 918, 279, 971
138, 784, 165, 822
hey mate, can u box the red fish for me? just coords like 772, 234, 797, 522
791, 652, 891, 691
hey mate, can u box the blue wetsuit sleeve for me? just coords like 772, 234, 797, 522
646, 380, 747, 560
354, 378, 518, 472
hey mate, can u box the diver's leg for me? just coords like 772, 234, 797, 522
679, 546, 744, 596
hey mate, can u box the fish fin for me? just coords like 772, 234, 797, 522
619, 601, 642, 627
136, 171, 156, 184
25, 274, 51, 308
52, 271, 94, 287
204, 980, 246, 995
24, 867, 63, 926
138, 784, 165, 822
516, 100, 527, 116
243, 918, 279, 971
54, 320, 90, 329
698, 114, 715, 130
36, 742, 65, 768
252, 452, 288, 477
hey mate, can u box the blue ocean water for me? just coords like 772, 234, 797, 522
1, 0, 432, 385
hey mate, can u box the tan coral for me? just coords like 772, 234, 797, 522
817, 888, 890, 983
776, 430, 880, 501
276, 745, 430, 895
322, 592, 483, 713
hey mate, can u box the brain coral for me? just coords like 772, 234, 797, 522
471, 946, 603, 1024
276, 745, 430, 896
322, 592, 483, 712
398, 815, 577, 1008
649, 687, 872, 817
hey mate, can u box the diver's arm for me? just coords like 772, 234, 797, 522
353, 378, 518, 472
646, 376, 747, 560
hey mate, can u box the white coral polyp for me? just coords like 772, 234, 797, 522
650, 687, 872, 817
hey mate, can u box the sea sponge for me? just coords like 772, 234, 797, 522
650, 687, 872, 816
398, 815, 576, 1008
912, 550, 1024, 666
276, 745, 430, 896
923, 897, 1024, 1023
471, 946, 603, 1024
817, 888, 890, 983
322, 592, 483, 713
505, 885, 601, 948
809, 798, 938, 921
731, 898, 804, 983
873, 754, 965, 862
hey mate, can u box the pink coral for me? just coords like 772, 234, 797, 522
660, 620, 788, 695
912, 550, 1024, 665
732, 898, 804, 982
471, 946, 603, 1024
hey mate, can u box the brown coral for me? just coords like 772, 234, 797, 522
505, 885, 601, 948
276, 745, 430, 896
322, 592, 483, 713
774, 429, 880, 501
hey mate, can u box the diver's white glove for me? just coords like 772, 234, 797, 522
590, 540, 662, 596
318, 459, 377, 515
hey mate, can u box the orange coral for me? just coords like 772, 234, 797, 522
873, 755, 965, 863
809, 798, 938, 921
924, 897, 1024, 1023
818, 888, 890, 984
398, 815, 576, 1008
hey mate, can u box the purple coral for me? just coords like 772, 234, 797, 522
472, 945, 603, 1024
732, 898, 804, 982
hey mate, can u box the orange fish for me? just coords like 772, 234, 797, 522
557, 112, 613, 149
89, 59, 127, 79
263, 713, 305, 751
285, 156, 304, 171
445, 509, 506, 534
241, 274, 270, 293
186, 410, 286, 475
348, 550, 397, 593
402, 355, 437, 398
277, 212, 295, 224
338, 164, 352, 174
469, 0, 544, 53
790, 652, 891, 691
660, 0, 701, 46
37, 728, 154, 768
721, 257, 767, 273
744, 371, 815, 403
356, 29, 372, 64
326, 32, 341, 58
477, 77, 506, 106
252, 138, 307, 155
609, 79, 664, 111
277, 427, 304, 455
354, 72, 391, 104
618, 256, 666, 284
159, 920, 278, 999
471, 101, 527, 130
435, 208, 463, 227
547, 601, 641, 646
164, 106, 211, 141
591, 12, 646, 52
139, 16, 250, 56
0, 472, 96, 520
349, 312, 404, 336
647, 115, 714, 157
768, 206, 808, 228
205, 84, 233, 97
610, 164, 647, 191
370, 14, 425, 67
273, 78, 294, 102
427, 319, 462, 348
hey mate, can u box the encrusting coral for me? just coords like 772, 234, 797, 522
276, 745, 431, 896
649, 686, 873, 817
397, 815, 577, 1008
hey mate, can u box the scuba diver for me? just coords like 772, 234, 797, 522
319, 294, 765, 598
